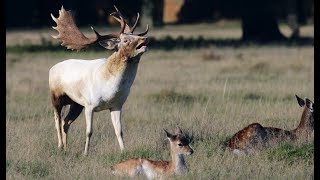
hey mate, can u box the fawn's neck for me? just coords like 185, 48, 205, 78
170, 151, 188, 175
292, 108, 313, 138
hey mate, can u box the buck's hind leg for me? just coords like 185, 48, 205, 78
54, 108, 63, 148
51, 93, 63, 149
61, 102, 83, 150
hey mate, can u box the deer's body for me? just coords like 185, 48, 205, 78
111, 158, 186, 179
111, 127, 194, 179
50, 55, 139, 112
49, 6, 149, 155
225, 95, 314, 155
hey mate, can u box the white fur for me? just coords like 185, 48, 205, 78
49, 57, 139, 155
49, 58, 138, 110
141, 163, 157, 179
233, 149, 246, 156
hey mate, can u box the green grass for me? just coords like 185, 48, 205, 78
6, 24, 314, 179
266, 143, 314, 164
147, 89, 208, 105
15, 161, 50, 179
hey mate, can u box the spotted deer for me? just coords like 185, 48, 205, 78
224, 95, 314, 155
49, 6, 149, 155
111, 127, 194, 179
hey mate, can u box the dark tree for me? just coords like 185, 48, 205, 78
239, 0, 286, 42
177, 0, 217, 23
141, 0, 164, 27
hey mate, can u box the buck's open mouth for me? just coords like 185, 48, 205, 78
136, 43, 146, 49
136, 40, 148, 50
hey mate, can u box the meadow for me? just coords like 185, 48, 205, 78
6, 22, 314, 179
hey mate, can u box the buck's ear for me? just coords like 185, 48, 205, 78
295, 95, 305, 107
98, 39, 120, 50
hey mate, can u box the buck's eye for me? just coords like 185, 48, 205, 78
178, 143, 183, 147
123, 39, 128, 43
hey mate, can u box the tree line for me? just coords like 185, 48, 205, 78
6, 0, 313, 41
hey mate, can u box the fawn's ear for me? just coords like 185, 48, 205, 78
295, 95, 305, 107
305, 98, 314, 110
175, 127, 183, 135
164, 129, 174, 140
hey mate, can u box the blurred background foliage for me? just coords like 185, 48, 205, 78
6, 0, 313, 41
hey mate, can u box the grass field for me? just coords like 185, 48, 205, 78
6, 23, 314, 179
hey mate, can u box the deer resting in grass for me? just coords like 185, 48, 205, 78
49, 6, 149, 155
111, 127, 194, 179
224, 95, 314, 155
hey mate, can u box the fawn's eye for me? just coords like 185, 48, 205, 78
124, 39, 128, 43
178, 143, 183, 147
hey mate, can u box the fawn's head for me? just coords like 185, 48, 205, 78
51, 5, 149, 60
296, 95, 314, 130
164, 127, 194, 155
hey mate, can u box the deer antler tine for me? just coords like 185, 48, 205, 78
117, 14, 126, 34
113, 5, 123, 17
112, 5, 126, 34
110, 11, 132, 34
130, 12, 140, 33
113, 5, 119, 11
51, 13, 59, 23
91, 26, 101, 38
137, 24, 149, 36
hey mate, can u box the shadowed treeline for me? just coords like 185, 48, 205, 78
6, 36, 314, 53
7, 0, 313, 42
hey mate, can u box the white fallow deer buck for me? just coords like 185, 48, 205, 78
49, 6, 149, 155
224, 95, 314, 155
111, 127, 194, 179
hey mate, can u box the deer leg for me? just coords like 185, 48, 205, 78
110, 108, 124, 151
84, 106, 94, 156
51, 93, 63, 149
61, 103, 83, 150
53, 107, 63, 148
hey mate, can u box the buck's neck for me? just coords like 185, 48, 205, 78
292, 108, 313, 138
170, 149, 188, 175
103, 51, 140, 78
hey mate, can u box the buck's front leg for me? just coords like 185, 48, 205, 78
110, 108, 124, 151
84, 106, 94, 156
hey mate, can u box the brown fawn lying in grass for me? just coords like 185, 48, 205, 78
111, 127, 194, 179
225, 95, 314, 155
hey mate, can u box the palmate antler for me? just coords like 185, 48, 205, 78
51, 6, 125, 51
51, 6, 149, 51
110, 5, 149, 36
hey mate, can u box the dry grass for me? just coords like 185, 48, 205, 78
6, 25, 313, 179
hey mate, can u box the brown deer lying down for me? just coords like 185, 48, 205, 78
224, 95, 314, 155
49, 6, 149, 155
111, 127, 194, 179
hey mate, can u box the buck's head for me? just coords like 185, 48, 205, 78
51, 5, 149, 60
296, 95, 314, 130
164, 127, 194, 155
95, 7, 149, 60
